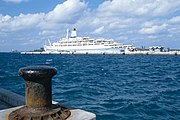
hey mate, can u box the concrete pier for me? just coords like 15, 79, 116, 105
20, 51, 180, 55
0, 88, 96, 120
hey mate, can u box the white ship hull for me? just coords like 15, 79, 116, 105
44, 44, 125, 52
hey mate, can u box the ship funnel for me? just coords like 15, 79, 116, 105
70, 28, 77, 38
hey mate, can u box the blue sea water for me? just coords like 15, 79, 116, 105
0, 53, 180, 120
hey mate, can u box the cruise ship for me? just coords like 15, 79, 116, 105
44, 28, 131, 52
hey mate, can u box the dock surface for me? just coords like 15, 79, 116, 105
20, 51, 180, 55
0, 88, 96, 120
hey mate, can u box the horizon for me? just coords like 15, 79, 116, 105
0, 0, 180, 52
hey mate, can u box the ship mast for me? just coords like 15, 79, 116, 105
66, 29, 69, 39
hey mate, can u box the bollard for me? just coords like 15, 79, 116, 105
20, 66, 55, 108
8, 66, 71, 120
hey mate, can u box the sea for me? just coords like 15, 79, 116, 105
0, 53, 180, 120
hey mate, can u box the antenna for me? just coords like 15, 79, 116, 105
66, 29, 69, 39
48, 39, 51, 46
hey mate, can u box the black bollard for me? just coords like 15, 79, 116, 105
19, 66, 56, 108
8, 66, 71, 120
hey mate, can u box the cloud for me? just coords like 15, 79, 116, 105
168, 27, 180, 34
46, 0, 87, 23
75, 0, 180, 38
97, 0, 180, 17
39, 30, 57, 36
169, 16, 180, 24
139, 23, 168, 34
0, 0, 87, 33
1, 0, 179, 34
92, 26, 105, 34
3, 0, 28, 3
148, 35, 157, 39
0, 13, 44, 33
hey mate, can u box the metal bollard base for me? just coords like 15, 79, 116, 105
8, 104, 71, 120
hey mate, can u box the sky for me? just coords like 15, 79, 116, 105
0, 0, 180, 52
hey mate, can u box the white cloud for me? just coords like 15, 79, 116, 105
0, 0, 87, 33
74, 0, 180, 39
139, 23, 168, 34
3, 0, 28, 3
0, 13, 44, 32
1, 0, 179, 34
92, 26, 105, 34
148, 35, 157, 39
46, 0, 87, 23
169, 16, 180, 24
168, 27, 180, 34
97, 0, 180, 17
117, 36, 128, 40
39, 30, 57, 36
0, 15, 11, 22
